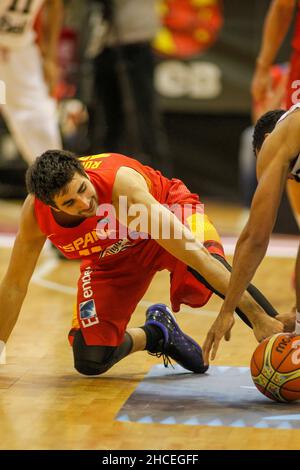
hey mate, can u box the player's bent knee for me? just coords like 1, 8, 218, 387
72, 329, 118, 376
74, 359, 111, 376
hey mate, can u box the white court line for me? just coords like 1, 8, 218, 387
33, 277, 77, 296
0, 233, 298, 257
30, 257, 219, 317
0, 232, 297, 310
32, 256, 77, 295
0, 233, 17, 247
33, 258, 60, 279
222, 236, 298, 259
31, 264, 218, 316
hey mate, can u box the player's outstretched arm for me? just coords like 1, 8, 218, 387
113, 167, 283, 345
0, 196, 46, 345
203, 115, 300, 361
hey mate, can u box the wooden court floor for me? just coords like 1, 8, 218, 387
0, 199, 298, 450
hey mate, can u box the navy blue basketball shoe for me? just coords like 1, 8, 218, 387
145, 303, 208, 374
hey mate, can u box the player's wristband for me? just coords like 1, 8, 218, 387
295, 311, 300, 334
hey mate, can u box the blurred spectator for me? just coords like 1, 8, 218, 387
251, 0, 300, 224
239, 64, 288, 208
0, 0, 63, 165
251, 0, 298, 109
84, 0, 172, 176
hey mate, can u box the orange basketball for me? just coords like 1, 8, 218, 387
250, 333, 300, 402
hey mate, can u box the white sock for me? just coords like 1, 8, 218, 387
295, 311, 300, 335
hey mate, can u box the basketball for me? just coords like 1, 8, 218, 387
251, 334, 300, 402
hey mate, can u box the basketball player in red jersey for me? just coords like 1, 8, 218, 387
0, 151, 286, 376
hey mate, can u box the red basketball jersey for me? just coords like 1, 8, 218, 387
34, 153, 198, 262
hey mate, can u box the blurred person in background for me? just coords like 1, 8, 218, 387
251, 0, 300, 225
0, 0, 63, 165
83, 0, 171, 176
239, 64, 288, 213
203, 102, 300, 363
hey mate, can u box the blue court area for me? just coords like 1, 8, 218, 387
116, 365, 300, 429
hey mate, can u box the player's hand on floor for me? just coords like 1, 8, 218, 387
202, 311, 235, 364
252, 316, 283, 343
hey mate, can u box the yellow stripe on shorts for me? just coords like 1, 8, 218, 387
186, 213, 221, 244
71, 303, 80, 330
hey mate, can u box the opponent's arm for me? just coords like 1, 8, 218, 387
286, 180, 300, 326
223, 113, 300, 311
203, 114, 300, 360
287, 179, 300, 228
0, 196, 46, 344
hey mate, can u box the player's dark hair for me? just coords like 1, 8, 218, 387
26, 149, 86, 206
252, 109, 286, 155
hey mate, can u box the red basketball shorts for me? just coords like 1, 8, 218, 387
68, 189, 224, 347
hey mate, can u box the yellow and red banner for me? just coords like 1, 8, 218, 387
154, 0, 223, 58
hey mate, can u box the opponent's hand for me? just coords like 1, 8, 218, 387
202, 311, 235, 364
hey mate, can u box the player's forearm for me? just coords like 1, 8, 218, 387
152, 209, 266, 321
287, 179, 300, 228
221, 232, 269, 315
0, 282, 27, 343
256, 0, 295, 69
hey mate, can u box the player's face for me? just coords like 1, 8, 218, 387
53, 172, 99, 217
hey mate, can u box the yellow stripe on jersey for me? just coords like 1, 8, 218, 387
79, 153, 111, 161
